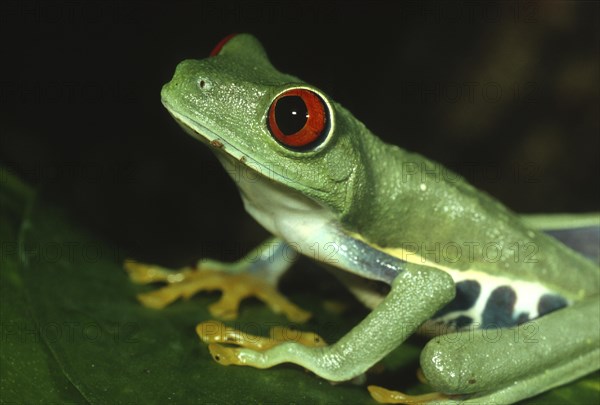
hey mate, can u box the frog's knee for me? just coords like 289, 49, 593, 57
420, 335, 483, 395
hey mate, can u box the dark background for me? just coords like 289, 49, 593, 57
1, 0, 598, 265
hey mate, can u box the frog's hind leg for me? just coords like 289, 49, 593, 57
418, 297, 600, 404
124, 238, 310, 322
521, 213, 600, 262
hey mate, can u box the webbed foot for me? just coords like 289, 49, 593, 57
197, 320, 326, 351
195, 320, 326, 367
124, 259, 311, 322
368, 385, 449, 404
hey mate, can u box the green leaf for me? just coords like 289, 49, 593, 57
2, 169, 376, 404
0, 171, 87, 404
1, 168, 598, 404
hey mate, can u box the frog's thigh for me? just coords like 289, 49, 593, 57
421, 297, 600, 403
211, 264, 454, 381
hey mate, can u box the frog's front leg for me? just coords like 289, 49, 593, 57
416, 296, 600, 404
197, 320, 327, 351
204, 263, 455, 382
124, 237, 311, 322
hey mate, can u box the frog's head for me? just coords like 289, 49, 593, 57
161, 34, 371, 220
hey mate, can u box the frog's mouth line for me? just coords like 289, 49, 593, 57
162, 104, 328, 194
163, 103, 254, 160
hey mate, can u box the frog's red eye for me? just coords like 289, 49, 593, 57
267, 89, 329, 150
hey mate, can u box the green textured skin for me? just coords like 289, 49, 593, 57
421, 297, 600, 402
161, 34, 598, 300
160, 34, 600, 402
214, 264, 455, 382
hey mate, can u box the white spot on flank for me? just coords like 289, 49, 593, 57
420, 183, 427, 191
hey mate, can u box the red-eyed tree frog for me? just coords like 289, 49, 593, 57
125, 34, 600, 404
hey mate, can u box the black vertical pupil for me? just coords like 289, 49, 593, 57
275, 96, 308, 135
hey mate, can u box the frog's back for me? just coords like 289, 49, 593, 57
349, 136, 599, 330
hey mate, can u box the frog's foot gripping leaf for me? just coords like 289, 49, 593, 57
195, 265, 456, 400
197, 320, 326, 353
367, 369, 455, 404
123, 259, 311, 323
367, 385, 451, 404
